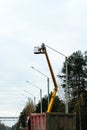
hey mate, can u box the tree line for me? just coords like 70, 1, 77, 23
0, 122, 11, 130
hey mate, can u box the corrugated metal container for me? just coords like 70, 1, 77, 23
29, 112, 76, 130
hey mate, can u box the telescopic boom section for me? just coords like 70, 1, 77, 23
34, 43, 58, 112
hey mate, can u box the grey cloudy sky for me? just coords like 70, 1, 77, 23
0, 0, 87, 127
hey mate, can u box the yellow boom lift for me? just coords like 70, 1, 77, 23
34, 43, 58, 112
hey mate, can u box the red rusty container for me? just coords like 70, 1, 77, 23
29, 112, 76, 130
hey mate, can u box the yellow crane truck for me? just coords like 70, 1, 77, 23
34, 43, 58, 112
25, 43, 76, 130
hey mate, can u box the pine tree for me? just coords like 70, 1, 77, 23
61, 51, 87, 108
60, 50, 87, 130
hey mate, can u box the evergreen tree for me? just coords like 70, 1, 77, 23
0, 122, 6, 130
61, 51, 87, 109
35, 92, 65, 113
60, 50, 87, 130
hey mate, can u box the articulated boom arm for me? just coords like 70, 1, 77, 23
34, 43, 58, 112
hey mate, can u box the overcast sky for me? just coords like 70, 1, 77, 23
0, 0, 87, 127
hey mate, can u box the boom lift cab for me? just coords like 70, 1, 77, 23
34, 43, 58, 112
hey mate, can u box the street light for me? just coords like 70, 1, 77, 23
24, 90, 36, 106
26, 81, 42, 113
45, 44, 68, 114
31, 66, 50, 107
